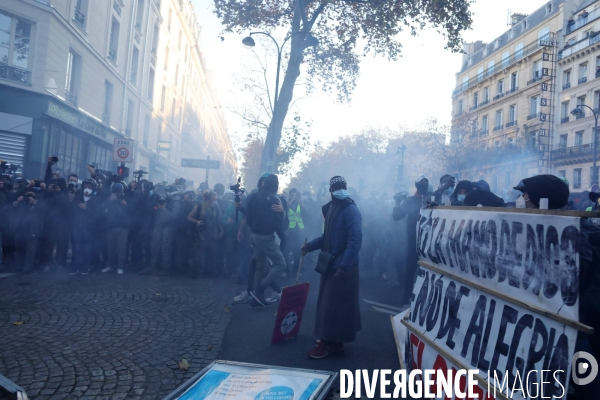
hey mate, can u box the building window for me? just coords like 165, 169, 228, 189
483, 87, 489, 102
509, 104, 516, 122
530, 96, 539, 116
502, 51, 510, 68
147, 68, 155, 102
563, 69, 571, 89
164, 47, 169, 71
65, 49, 81, 106
0, 11, 32, 75
561, 101, 570, 121
495, 110, 503, 128
579, 63, 588, 84
130, 47, 139, 85
473, 92, 478, 107
510, 72, 517, 91
135, 0, 145, 30
497, 79, 504, 94
577, 96, 586, 118
558, 170, 566, 179
160, 85, 166, 111
559, 134, 568, 149
168, 8, 172, 31
457, 99, 463, 114
594, 90, 600, 110
546, 4, 552, 14
573, 168, 582, 189
537, 26, 550, 41
575, 130, 584, 147
523, 19, 528, 30
462, 75, 468, 88
533, 60, 541, 79
171, 98, 176, 123
108, 17, 120, 63
515, 42, 524, 59
482, 115, 488, 131
152, 24, 159, 53
73, 0, 89, 29
596, 56, 600, 78
477, 66, 484, 81
143, 114, 150, 147
103, 80, 113, 124
488, 60, 495, 74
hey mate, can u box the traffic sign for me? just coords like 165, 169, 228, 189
113, 138, 134, 163
181, 158, 220, 169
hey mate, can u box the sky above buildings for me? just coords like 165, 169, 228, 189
191, 0, 550, 150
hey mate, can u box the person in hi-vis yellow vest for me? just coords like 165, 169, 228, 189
287, 188, 306, 273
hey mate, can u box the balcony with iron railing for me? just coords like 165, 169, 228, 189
150, 49, 156, 66
479, 99, 490, 107
453, 33, 554, 97
74, 7, 85, 28
576, 110, 586, 119
492, 93, 505, 101
470, 104, 478, 111
65, 90, 78, 107
506, 87, 519, 95
579, 77, 588, 85
480, 128, 488, 136
506, 120, 517, 128
561, 116, 570, 123
527, 112, 540, 120
566, 7, 600, 34
493, 124, 503, 132
559, 32, 600, 60
551, 143, 594, 162
130, 72, 137, 85
527, 74, 543, 85
0, 62, 31, 85
563, 82, 571, 90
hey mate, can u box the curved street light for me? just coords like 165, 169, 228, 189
241, 31, 319, 172
571, 104, 600, 185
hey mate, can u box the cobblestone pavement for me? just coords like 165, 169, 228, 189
0, 272, 234, 400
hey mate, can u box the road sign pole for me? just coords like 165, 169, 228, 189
205, 168, 209, 184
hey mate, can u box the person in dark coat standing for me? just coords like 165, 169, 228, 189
393, 176, 430, 305
302, 176, 362, 359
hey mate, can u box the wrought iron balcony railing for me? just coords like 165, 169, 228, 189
0, 62, 31, 85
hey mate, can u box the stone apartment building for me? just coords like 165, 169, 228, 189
450, 0, 574, 192
0, 0, 236, 186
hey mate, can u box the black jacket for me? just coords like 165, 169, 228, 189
246, 188, 285, 240
70, 193, 99, 230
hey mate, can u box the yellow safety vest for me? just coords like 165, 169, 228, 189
288, 204, 305, 229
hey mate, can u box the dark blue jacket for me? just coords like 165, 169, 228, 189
307, 198, 362, 271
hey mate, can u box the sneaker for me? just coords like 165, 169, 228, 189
249, 291, 269, 308
117, 269, 124, 275
308, 341, 344, 359
68, 269, 78, 276
233, 291, 249, 303
80, 268, 89, 275
101, 267, 113, 273
266, 291, 281, 303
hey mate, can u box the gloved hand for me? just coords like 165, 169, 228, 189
394, 192, 406, 204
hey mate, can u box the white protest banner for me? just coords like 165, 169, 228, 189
417, 208, 580, 320
407, 264, 576, 400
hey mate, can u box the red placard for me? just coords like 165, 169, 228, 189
271, 282, 310, 344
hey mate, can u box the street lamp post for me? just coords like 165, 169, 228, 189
571, 105, 599, 185
397, 144, 407, 188
242, 32, 318, 173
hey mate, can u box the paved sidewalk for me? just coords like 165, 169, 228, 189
0, 272, 234, 399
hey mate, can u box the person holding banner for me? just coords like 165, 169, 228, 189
302, 176, 362, 359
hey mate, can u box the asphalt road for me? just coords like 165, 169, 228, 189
217, 261, 407, 399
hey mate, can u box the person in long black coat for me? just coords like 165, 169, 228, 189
302, 176, 362, 359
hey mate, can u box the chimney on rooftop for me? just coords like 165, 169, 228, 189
461, 40, 485, 64
510, 13, 528, 26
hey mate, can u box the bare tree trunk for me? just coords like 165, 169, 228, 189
259, 2, 306, 174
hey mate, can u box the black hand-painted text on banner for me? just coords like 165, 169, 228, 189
409, 266, 576, 400
417, 209, 580, 319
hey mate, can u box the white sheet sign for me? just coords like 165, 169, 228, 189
417, 209, 580, 319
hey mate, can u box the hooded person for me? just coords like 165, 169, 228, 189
513, 174, 569, 209
245, 174, 287, 308
449, 180, 476, 205
392, 176, 431, 305
432, 174, 456, 204
301, 175, 362, 358
69, 179, 99, 274
473, 179, 490, 192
